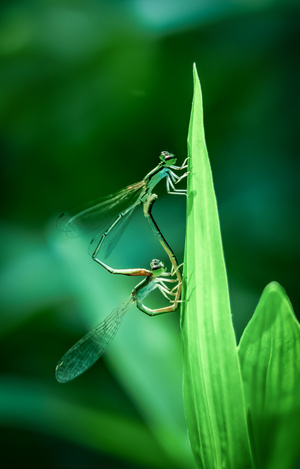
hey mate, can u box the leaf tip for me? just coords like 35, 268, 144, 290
192, 62, 199, 82
259, 281, 297, 321
263, 281, 285, 296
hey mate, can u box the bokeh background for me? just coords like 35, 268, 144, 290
0, 1, 299, 468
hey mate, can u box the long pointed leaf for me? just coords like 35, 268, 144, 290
238, 282, 300, 469
180, 64, 254, 468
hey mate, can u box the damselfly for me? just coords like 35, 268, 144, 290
57, 151, 188, 258
55, 259, 182, 383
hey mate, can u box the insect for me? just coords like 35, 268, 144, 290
55, 259, 182, 383
57, 151, 188, 259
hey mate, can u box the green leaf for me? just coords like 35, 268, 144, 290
238, 282, 300, 469
180, 64, 254, 468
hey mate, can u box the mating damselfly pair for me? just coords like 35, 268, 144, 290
55, 151, 188, 383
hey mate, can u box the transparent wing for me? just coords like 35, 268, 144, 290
88, 207, 135, 258
55, 297, 133, 383
56, 181, 145, 238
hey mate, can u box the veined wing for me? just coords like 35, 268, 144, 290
57, 181, 146, 238
88, 207, 135, 258
55, 297, 133, 383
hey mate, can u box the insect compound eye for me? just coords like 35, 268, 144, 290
150, 259, 164, 270
160, 150, 170, 161
159, 151, 176, 164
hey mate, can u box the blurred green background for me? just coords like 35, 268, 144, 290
0, 1, 299, 468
